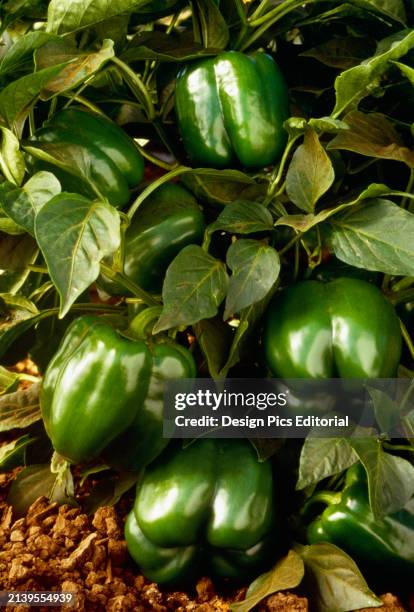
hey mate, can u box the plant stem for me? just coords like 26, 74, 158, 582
383, 443, 414, 453
127, 165, 192, 219
100, 263, 159, 306
277, 232, 301, 256
266, 134, 301, 199
400, 320, 414, 360
240, 0, 323, 51
61, 93, 105, 115
392, 277, 414, 293
402, 168, 414, 210
111, 56, 156, 120
134, 141, 177, 170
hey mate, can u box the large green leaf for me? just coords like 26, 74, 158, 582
7, 461, 75, 516
298, 543, 382, 612
0, 63, 68, 132
0, 382, 41, 432
35, 194, 121, 318
0, 31, 58, 77
352, 0, 406, 24
0, 171, 61, 235
192, 0, 229, 49
193, 317, 233, 380
329, 199, 414, 275
333, 29, 414, 116
328, 110, 414, 167
47, 0, 152, 34
123, 31, 218, 63
0, 234, 38, 294
296, 438, 358, 490
231, 550, 304, 612
0, 127, 25, 186
207, 200, 274, 237
286, 129, 335, 212
154, 245, 228, 333
36, 38, 115, 99
224, 239, 280, 319
348, 439, 414, 517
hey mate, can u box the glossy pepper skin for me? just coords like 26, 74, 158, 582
264, 278, 401, 378
99, 183, 205, 295
175, 51, 289, 169
125, 439, 276, 585
307, 463, 414, 582
30, 108, 144, 208
41, 315, 195, 470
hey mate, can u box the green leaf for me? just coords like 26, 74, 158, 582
0, 434, 33, 470
328, 110, 414, 166
207, 200, 274, 236
224, 239, 280, 319
286, 129, 335, 212
35, 194, 121, 318
7, 462, 75, 517
367, 386, 400, 433
329, 199, 414, 275
123, 30, 219, 63
36, 38, 115, 99
0, 368, 19, 395
47, 0, 152, 34
24, 143, 106, 199
333, 29, 414, 116
193, 317, 233, 379
0, 31, 58, 77
0, 382, 41, 432
0, 234, 38, 294
154, 245, 228, 333
182, 168, 259, 206
0, 213, 25, 235
308, 117, 350, 134
220, 295, 272, 378
392, 60, 414, 85
351, 0, 406, 24
84, 471, 139, 514
192, 0, 229, 49
301, 37, 375, 69
348, 439, 414, 516
296, 438, 358, 490
230, 550, 304, 612
0, 171, 61, 235
298, 543, 382, 612
283, 117, 307, 138
0, 127, 25, 186
0, 366, 19, 395
0, 309, 49, 359
0, 63, 69, 132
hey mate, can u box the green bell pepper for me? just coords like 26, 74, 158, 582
29, 108, 144, 208
264, 278, 401, 378
99, 183, 205, 295
41, 315, 195, 470
307, 462, 414, 582
175, 51, 289, 169
125, 439, 277, 585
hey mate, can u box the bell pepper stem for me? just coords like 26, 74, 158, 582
300, 491, 342, 517
128, 306, 164, 340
